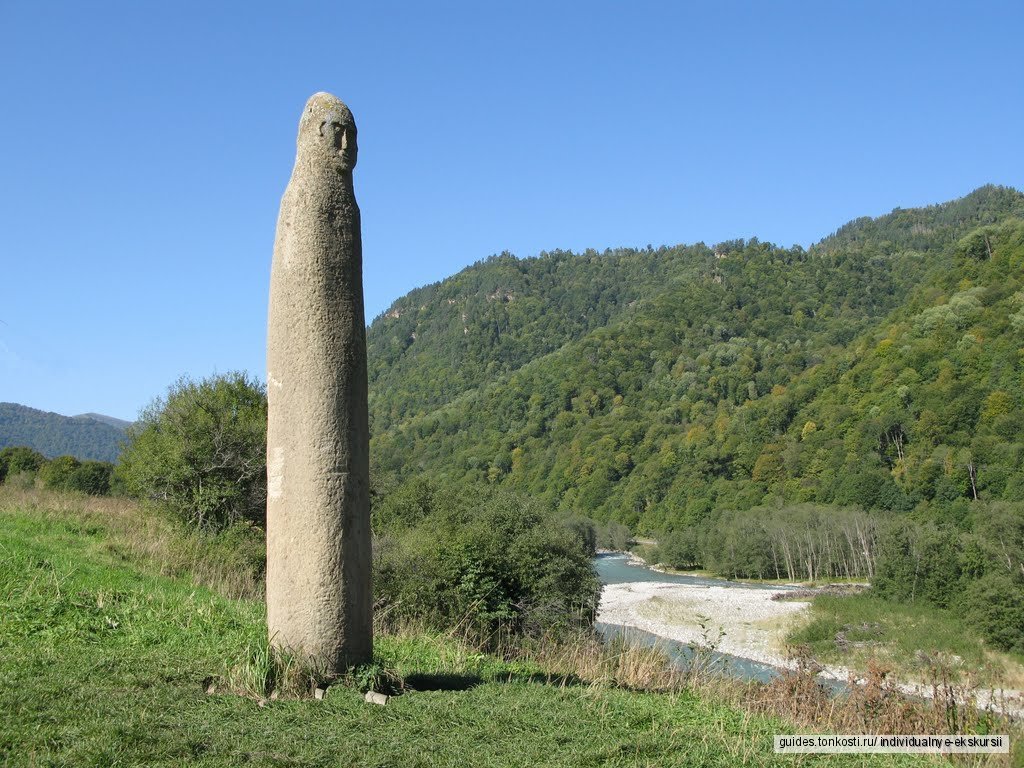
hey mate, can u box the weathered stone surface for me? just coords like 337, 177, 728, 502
266, 92, 372, 674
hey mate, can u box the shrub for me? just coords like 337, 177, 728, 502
374, 481, 600, 647
0, 446, 46, 484
39, 456, 81, 490
115, 372, 267, 530
72, 461, 114, 495
564, 517, 597, 556
4, 471, 38, 490
40, 457, 114, 495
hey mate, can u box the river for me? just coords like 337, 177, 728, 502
592, 553, 1024, 714
592, 552, 813, 685
593, 551, 784, 590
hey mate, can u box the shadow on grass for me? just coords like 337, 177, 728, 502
404, 672, 482, 692
403, 670, 588, 692
490, 671, 590, 689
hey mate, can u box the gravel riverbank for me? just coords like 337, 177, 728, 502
597, 580, 1024, 717
597, 580, 810, 671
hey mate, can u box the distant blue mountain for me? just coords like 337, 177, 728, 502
0, 403, 128, 463
74, 412, 133, 431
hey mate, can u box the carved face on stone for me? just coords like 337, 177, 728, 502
298, 92, 358, 171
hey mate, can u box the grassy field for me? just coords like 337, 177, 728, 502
0, 488, 990, 767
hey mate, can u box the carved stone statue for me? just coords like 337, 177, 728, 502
266, 92, 372, 673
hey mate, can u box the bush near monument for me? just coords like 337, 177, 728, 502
373, 478, 600, 646
115, 372, 267, 531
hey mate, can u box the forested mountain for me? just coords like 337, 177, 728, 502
0, 403, 126, 462
366, 186, 1024, 535
367, 246, 701, 431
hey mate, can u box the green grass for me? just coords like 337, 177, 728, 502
788, 592, 1024, 688
0, 494, 934, 767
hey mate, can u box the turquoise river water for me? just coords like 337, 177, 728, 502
592, 552, 813, 686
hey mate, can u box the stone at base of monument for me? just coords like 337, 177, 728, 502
266, 91, 373, 675
364, 690, 389, 706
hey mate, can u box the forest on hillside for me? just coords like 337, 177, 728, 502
368, 186, 1024, 526
364, 187, 1024, 631
0, 403, 126, 463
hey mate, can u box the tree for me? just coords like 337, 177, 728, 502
873, 520, 962, 607
960, 571, 1024, 653
0, 446, 46, 483
38, 456, 113, 495
39, 456, 81, 490
72, 461, 114, 495
115, 372, 267, 530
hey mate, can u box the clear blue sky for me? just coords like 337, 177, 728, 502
2, 1, 1022, 421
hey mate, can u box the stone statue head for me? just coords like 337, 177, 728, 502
297, 92, 358, 172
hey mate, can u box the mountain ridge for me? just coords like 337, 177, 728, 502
366, 185, 1024, 532
0, 403, 126, 462
74, 412, 133, 430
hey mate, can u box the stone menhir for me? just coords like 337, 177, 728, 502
266, 92, 372, 673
